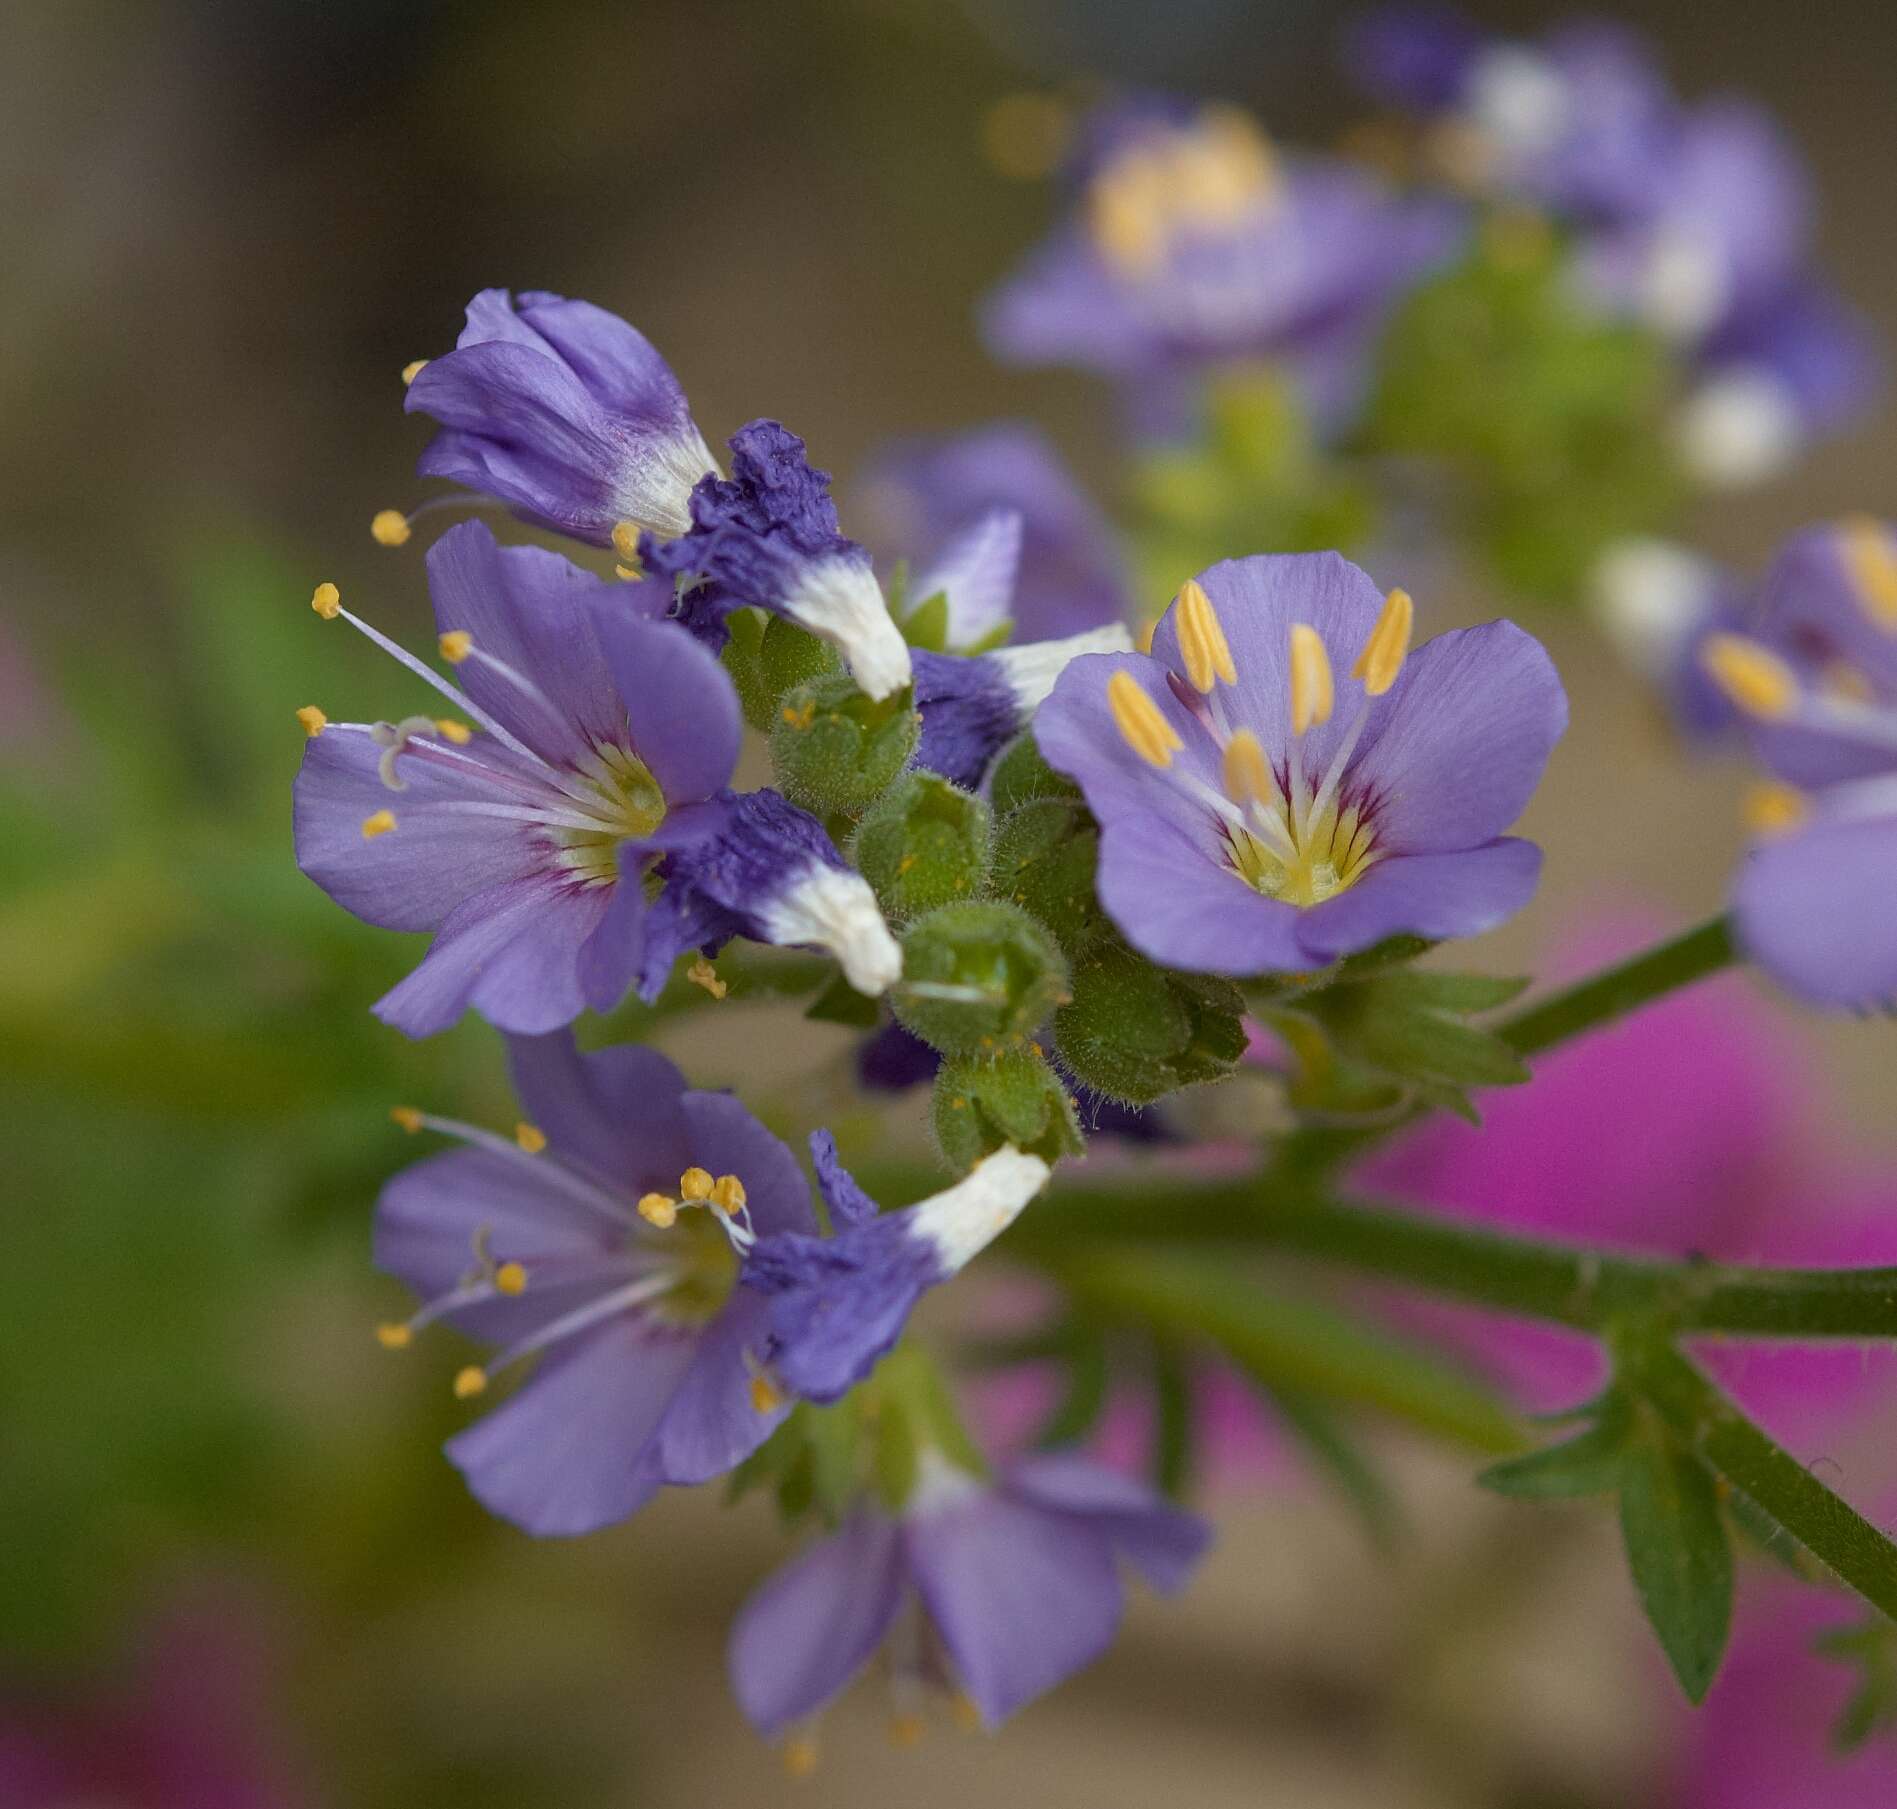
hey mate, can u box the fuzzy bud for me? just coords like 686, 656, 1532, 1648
1054, 943, 1247, 1104
989, 730, 1082, 813
991, 798, 1105, 956
853, 772, 992, 922
770, 669, 919, 817
932, 1045, 1085, 1171
892, 900, 1070, 1056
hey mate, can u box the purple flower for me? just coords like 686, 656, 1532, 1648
1034, 553, 1565, 975
913, 628, 1133, 790
1591, 537, 1749, 741
633, 787, 902, 1002
745, 1138, 1051, 1404
728, 1450, 1208, 1738
857, 424, 1135, 644
639, 420, 912, 700
1699, 518, 1897, 1007
982, 98, 1461, 439
293, 521, 747, 1036
374, 1030, 817, 1535
406, 288, 717, 548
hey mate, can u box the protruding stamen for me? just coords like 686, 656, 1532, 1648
687, 957, 727, 999
296, 705, 329, 738
401, 359, 428, 386
1702, 633, 1798, 720
1352, 588, 1413, 696
611, 521, 642, 564
311, 582, 342, 620
514, 1122, 547, 1155
782, 1735, 820, 1777
1175, 577, 1237, 693
710, 1174, 747, 1214
434, 717, 473, 745
391, 1106, 423, 1133
750, 1371, 784, 1414
371, 509, 413, 548
361, 809, 397, 839
438, 630, 474, 665
1107, 670, 1182, 768
1289, 624, 1334, 735
614, 565, 641, 582
493, 1261, 528, 1296
1743, 780, 1809, 837
679, 1166, 715, 1202
638, 1192, 678, 1229
1841, 516, 1897, 631
375, 1322, 412, 1350
1221, 729, 1275, 808
453, 1365, 488, 1399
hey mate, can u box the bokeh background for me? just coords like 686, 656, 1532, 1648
4, 1, 1895, 1804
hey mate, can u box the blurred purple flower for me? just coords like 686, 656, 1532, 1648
728, 1451, 1207, 1736
1590, 537, 1749, 742
375, 1030, 816, 1535
1034, 553, 1564, 976
406, 288, 717, 547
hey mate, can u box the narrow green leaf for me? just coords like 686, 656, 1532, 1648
1376, 971, 1532, 1013
1357, 1008, 1532, 1087
1479, 1395, 1631, 1498
1618, 1430, 1734, 1702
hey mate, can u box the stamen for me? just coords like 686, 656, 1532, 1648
371, 509, 413, 548
514, 1122, 547, 1154
1221, 729, 1275, 809
296, 705, 329, 738
438, 630, 474, 664
454, 1365, 488, 1399
687, 957, 727, 999
1702, 633, 1798, 720
1743, 781, 1808, 837
493, 1261, 528, 1296
1841, 516, 1897, 631
311, 582, 342, 620
434, 717, 473, 745
1107, 670, 1183, 768
1352, 588, 1413, 696
611, 521, 642, 564
638, 1192, 678, 1228
1175, 577, 1237, 693
375, 1323, 412, 1350
476, 1271, 683, 1383
391, 1106, 423, 1133
401, 360, 428, 386
396, 1109, 637, 1228
750, 1371, 785, 1414
361, 809, 397, 839
679, 1167, 715, 1202
1289, 625, 1334, 735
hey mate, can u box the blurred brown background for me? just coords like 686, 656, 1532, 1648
2, 1, 1893, 1804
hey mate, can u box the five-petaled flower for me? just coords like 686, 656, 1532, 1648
1034, 551, 1566, 975
728, 1449, 1208, 1750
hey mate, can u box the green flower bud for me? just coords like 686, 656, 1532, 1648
770, 670, 918, 817
991, 798, 1105, 956
932, 1045, 1084, 1172
1054, 943, 1247, 1104
988, 730, 1081, 813
853, 773, 992, 921
892, 900, 1070, 1056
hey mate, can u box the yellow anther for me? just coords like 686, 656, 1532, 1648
679, 1166, 715, 1202
1840, 516, 1897, 630
1221, 728, 1274, 807
1743, 781, 1809, 837
611, 521, 642, 563
371, 509, 412, 548
453, 1366, 488, 1400
437, 630, 474, 664
361, 809, 397, 839
614, 565, 641, 582
493, 1261, 528, 1296
295, 704, 329, 738
1288, 623, 1334, 735
433, 717, 473, 745
514, 1121, 547, 1155
1174, 576, 1237, 692
750, 1371, 785, 1414
686, 957, 728, 999
310, 581, 342, 619
375, 1322, 412, 1350
637, 1192, 678, 1229
1352, 587, 1413, 697
1702, 633, 1798, 721
887, 1712, 926, 1749
1106, 670, 1182, 769
390, 1105, 424, 1133
949, 1693, 984, 1733
401, 359, 428, 386
710, 1174, 747, 1213
782, 1735, 819, 1777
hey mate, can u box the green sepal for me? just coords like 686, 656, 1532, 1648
987, 731, 1081, 812
901, 588, 952, 653
769, 669, 919, 817
990, 799, 1106, 957
892, 901, 1070, 1057
931, 1044, 1084, 1170
853, 771, 992, 922
1054, 943, 1246, 1105
1478, 1391, 1633, 1498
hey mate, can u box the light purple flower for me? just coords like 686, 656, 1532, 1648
982, 97, 1461, 439
374, 1030, 816, 1536
1590, 537, 1749, 741
1034, 553, 1565, 975
857, 424, 1135, 644
406, 288, 717, 547
1702, 518, 1897, 1007
728, 1450, 1208, 1736
746, 1137, 1051, 1404
293, 521, 745, 1036
639, 419, 912, 701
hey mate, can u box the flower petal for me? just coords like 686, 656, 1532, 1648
1736, 816, 1897, 1009
1001, 1455, 1211, 1595
504, 1029, 692, 1190
591, 608, 741, 804
1293, 838, 1544, 963
681, 1091, 814, 1239
909, 506, 1024, 648
727, 1510, 906, 1735
649, 1289, 786, 1485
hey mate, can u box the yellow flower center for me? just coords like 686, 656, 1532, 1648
550, 743, 667, 884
